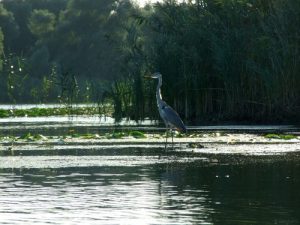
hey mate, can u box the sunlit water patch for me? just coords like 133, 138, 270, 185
0, 115, 157, 136
0, 167, 215, 225
0, 160, 299, 225
0, 155, 208, 169
0, 115, 155, 127
0, 134, 299, 224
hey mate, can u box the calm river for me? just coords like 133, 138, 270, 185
0, 148, 300, 225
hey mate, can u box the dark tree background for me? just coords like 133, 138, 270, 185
0, 0, 299, 124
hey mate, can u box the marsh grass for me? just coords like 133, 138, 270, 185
116, 0, 300, 124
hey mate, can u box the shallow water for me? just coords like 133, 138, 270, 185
1, 104, 298, 135
0, 115, 298, 139
0, 146, 300, 225
1, 105, 300, 224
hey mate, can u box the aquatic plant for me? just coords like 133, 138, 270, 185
80, 134, 100, 139
264, 133, 297, 140
0, 109, 9, 117
105, 130, 146, 139
106, 132, 127, 139
129, 131, 146, 139
18, 133, 47, 141
0, 106, 113, 118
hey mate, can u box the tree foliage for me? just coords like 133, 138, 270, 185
28, 9, 56, 38
0, 3, 19, 52
0, 28, 4, 72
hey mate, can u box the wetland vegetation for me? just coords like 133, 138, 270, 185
0, 0, 299, 124
0, 106, 102, 118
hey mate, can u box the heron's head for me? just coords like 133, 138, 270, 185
144, 72, 162, 79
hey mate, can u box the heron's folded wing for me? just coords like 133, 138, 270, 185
161, 105, 186, 132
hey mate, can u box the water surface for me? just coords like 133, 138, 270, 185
0, 147, 299, 225
1, 105, 299, 224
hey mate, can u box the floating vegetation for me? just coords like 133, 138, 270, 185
0, 106, 113, 118
188, 143, 205, 148
106, 132, 127, 139
80, 134, 100, 139
0, 132, 299, 146
129, 131, 146, 139
0, 131, 147, 142
106, 131, 146, 139
264, 133, 297, 140
174, 132, 186, 138
0, 135, 16, 142
0, 110, 9, 117
19, 133, 48, 141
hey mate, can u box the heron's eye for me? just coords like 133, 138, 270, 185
161, 106, 166, 109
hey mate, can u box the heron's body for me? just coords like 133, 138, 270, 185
156, 84, 186, 132
147, 72, 186, 148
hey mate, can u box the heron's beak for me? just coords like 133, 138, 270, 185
143, 75, 152, 79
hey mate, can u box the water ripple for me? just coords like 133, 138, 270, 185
0, 168, 214, 225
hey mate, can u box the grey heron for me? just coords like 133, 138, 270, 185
145, 72, 186, 149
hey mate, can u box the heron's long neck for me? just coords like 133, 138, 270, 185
156, 77, 163, 104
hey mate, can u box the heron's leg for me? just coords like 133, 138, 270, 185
171, 129, 174, 149
165, 126, 168, 150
